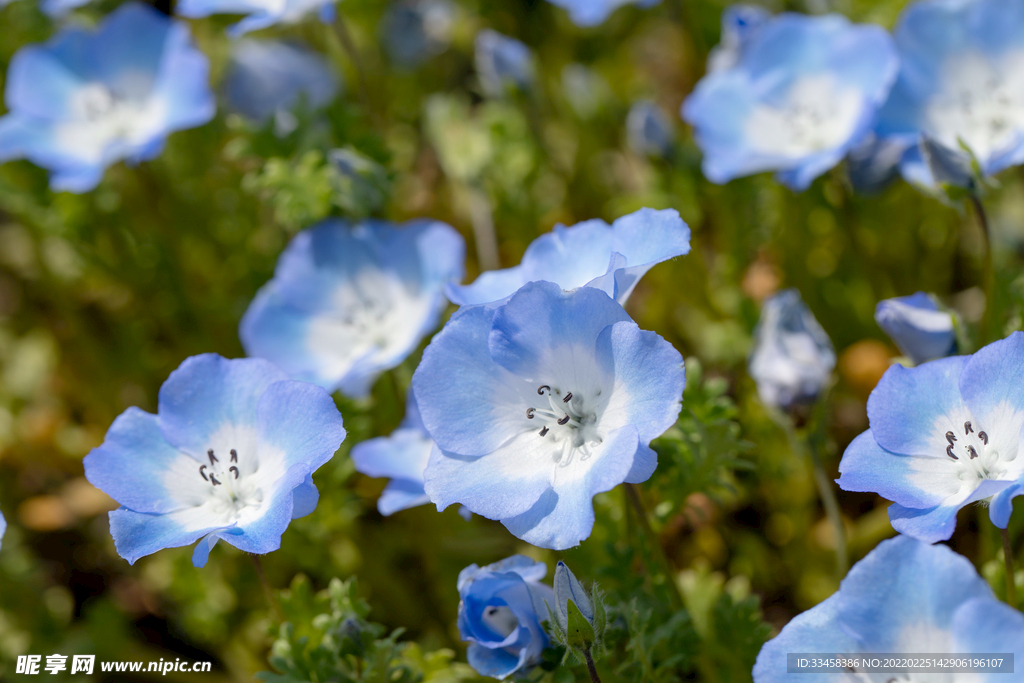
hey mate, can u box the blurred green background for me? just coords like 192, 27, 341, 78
2, 0, 1024, 680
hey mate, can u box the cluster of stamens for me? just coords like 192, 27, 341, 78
944, 420, 987, 461
526, 385, 581, 438
199, 448, 240, 487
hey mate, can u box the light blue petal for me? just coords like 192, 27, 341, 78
865, 355, 970, 456
836, 430, 956, 509
4, 31, 91, 120
602, 208, 690, 303
0, 511, 6, 551
546, 0, 660, 27
951, 597, 1024, 678
378, 480, 430, 516
90, 4, 170, 90
175, 0, 265, 19
989, 482, 1023, 529
625, 442, 658, 484
224, 39, 339, 123
39, 0, 90, 17
84, 407, 205, 514
218, 463, 309, 555
148, 19, 215, 134
475, 30, 534, 98
255, 379, 345, 473
959, 332, 1024, 432
291, 474, 319, 519
888, 478, 1012, 543
752, 595, 855, 683
350, 429, 432, 482
157, 354, 289, 457
875, 292, 956, 365
466, 643, 522, 679
445, 267, 528, 307
108, 507, 229, 566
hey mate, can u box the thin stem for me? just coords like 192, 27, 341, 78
969, 194, 996, 345
250, 554, 283, 622
332, 13, 378, 126
807, 442, 849, 578
466, 185, 501, 272
624, 483, 685, 609
584, 649, 602, 683
1001, 527, 1018, 609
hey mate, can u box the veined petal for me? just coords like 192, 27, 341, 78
951, 597, 1024, 672
108, 506, 230, 566
255, 379, 345, 474
217, 463, 309, 555
378, 480, 431, 516
351, 429, 432, 482
887, 478, 1009, 544
752, 594, 856, 683
959, 332, 1024, 466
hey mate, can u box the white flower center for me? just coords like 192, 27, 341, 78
481, 605, 519, 639
926, 51, 1024, 163
197, 447, 266, 520
745, 74, 863, 158
525, 384, 602, 467
56, 81, 167, 164
943, 420, 1009, 486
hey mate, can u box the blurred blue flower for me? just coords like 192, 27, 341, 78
749, 289, 835, 410
846, 132, 906, 195
223, 39, 340, 135
84, 354, 346, 567
350, 390, 433, 516
240, 219, 465, 399
706, 4, 770, 72
0, 3, 214, 193
457, 555, 554, 679
875, 292, 956, 365
383, 0, 455, 67
415, 282, 684, 550
683, 11, 898, 190
753, 535, 1024, 682
446, 208, 690, 307
475, 29, 534, 98
177, 0, 336, 37
837, 332, 1024, 544
546, 0, 659, 27
626, 100, 674, 158
0, 511, 5, 551
874, 0, 1024, 186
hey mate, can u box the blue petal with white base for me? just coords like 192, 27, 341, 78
457, 555, 555, 680
545, 0, 659, 28
0, 3, 214, 193
446, 208, 690, 308
838, 333, 1024, 543
240, 218, 465, 399
683, 11, 898, 190
875, 292, 956, 365
753, 535, 1021, 682
84, 354, 345, 567
416, 282, 684, 550
177, 0, 337, 37
874, 0, 1024, 185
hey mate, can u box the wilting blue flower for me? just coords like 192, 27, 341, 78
874, 0, 1024, 186
627, 101, 674, 158
177, 0, 336, 37
223, 39, 340, 135
749, 289, 835, 410
241, 219, 465, 399
838, 332, 1024, 544
545, 0, 659, 27
0, 3, 214, 193
383, 0, 456, 67
446, 208, 690, 308
350, 390, 433, 516
475, 30, 534, 98
458, 555, 555, 679
84, 354, 346, 567
754, 535, 1024, 682
875, 292, 956, 366
706, 4, 770, 73
415, 282, 684, 549
683, 11, 898, 190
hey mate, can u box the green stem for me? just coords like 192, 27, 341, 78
331, 13, 378, 126
969, 194, 996, 345
1001, 527, 1018, 609
624, 483, 685, 609
584, 649, 602, 683
250, 554, 283, 622
465, 185, 501, 272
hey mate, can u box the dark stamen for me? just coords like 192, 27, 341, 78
563, 392, 573, 403
230, 449, 238, 463
945, 431, 957, 446
946, 445, 959, 460
558, 414, 570, 425
979, 431, 989, 445
208, 449, 218, 466
965, 421, 974, 435
967, 445, 979, 460
539, 426, 549, 436
199, 465, 208, 481
229, 466, 239, 479
526, 408, 536, 419
210, 474, 222, 486
537, 385, 550, 395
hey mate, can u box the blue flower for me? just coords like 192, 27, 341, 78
754, 535, 1024, 682
350, 390, 433, 516
682, 11, 898, 190
706, 4, 770, 73
457, 555, 555, 679
0, 3, 214, 193
846, 133, 906, 195
874, 0, 1024, 186
875, 292, 956, 366
475, 30, 534, 99
837, 332, 1024, 544
626, 101, 674, 158
446, 208, 690, 308
414, 281, 684, 550
177, 0, 337, 37
748, 289, 835, 410
383, 0, 456, 67
545, 0, 659, 27
240, 219, 465, 399
0, 511, 5, 551
223, 39, 340, 134
84, 354, 346, 567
